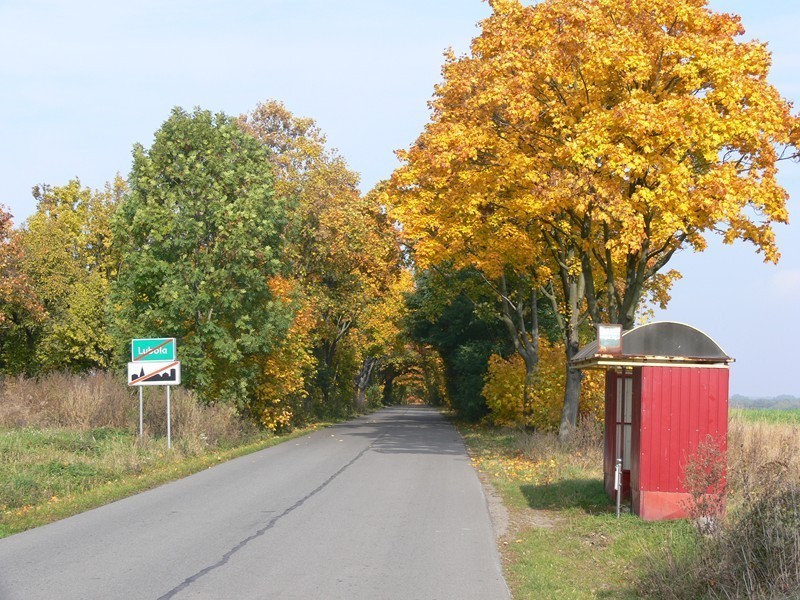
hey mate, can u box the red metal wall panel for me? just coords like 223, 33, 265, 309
636, 368, 648, 491
719, 370, 729, 453
674, 369, 686, 490
693, 369, 706, 466
638, 366, 729, 494
640, 365, 656, 491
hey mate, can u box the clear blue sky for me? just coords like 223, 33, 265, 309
1, 0, 798, 397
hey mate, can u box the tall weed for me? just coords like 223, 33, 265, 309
0, 372, 258, 448
728, 414, 800, 499
515, 416, 604, 475
639, 416, 800, 599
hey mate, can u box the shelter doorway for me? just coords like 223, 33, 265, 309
614, 369, 633, 499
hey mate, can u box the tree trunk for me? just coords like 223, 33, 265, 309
559, 364, 583, 441
558, 329, 583, 440
382, 363, 396, 406
523, 354, 537, 416
353, 357, 378, 412
497, 273, 539, 416
552, 245, 585, 442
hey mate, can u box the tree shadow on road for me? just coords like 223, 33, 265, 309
339, 406, 466, 456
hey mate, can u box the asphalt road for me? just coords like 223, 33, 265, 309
0, 406, 510, 599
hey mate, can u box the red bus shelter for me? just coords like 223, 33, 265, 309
572, 322, 733, 521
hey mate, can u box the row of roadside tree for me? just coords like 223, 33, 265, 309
385, 0, 799, 438
1, 0, 798, 438
0, 102, 414, 431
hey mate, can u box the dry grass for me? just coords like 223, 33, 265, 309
728, 413, 800, 500
0, 371, 303, 538
0, 372, 257, 449
639, 414, 800, 599
514, 417, 604, 476
0, 372, 130, 429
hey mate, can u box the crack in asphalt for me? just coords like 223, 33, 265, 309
158, 424, 390, 599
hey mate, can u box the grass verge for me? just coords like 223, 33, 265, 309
0, 424, 326, 539
458, 424, 688, 599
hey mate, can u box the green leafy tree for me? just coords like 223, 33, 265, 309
112, 107, 291, 405
406, 267, 515, 421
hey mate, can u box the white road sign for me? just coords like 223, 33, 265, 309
128, 360, 181, 386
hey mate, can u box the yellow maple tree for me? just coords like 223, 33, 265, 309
390, 0, 797, 438
253, 276, 317, 432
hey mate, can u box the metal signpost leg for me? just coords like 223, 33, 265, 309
615, 458, 622, 519
130, 338, 180, 450
139, 387, 143, 437
166, 386, 172, 450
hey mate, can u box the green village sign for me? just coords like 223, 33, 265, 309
131, 338, 176, 362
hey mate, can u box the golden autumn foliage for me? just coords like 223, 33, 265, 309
483, 341, 605, 431
241, 102, 404, 418
390, 0, 798, 329
357, 268, 413, 357
483, 353, 528, 426
389, 0, 798, 436
253, 277, 318, 432
0, 207, 44, 329
7, 179, 123, 374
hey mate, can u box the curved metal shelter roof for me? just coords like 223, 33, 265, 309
572, 321, 733, 369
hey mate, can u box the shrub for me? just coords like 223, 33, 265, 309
483, 353, 526, 426
681, 435, 727, 534
718, 482, 800, 598
639, 419, 800, 599
483, 340, 605, 430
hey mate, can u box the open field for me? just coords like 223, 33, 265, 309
730, 407, 800, 424
460, 410, 800, 599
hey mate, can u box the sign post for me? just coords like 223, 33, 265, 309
166, 386, 171, 450
129, 338, 180, 449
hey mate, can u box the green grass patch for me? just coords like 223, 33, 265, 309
0, 424, 326, 539
731, 407, 800, 424
507, 514, 691, 599
520, 478, 609, 513
458, 424, 689, 599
